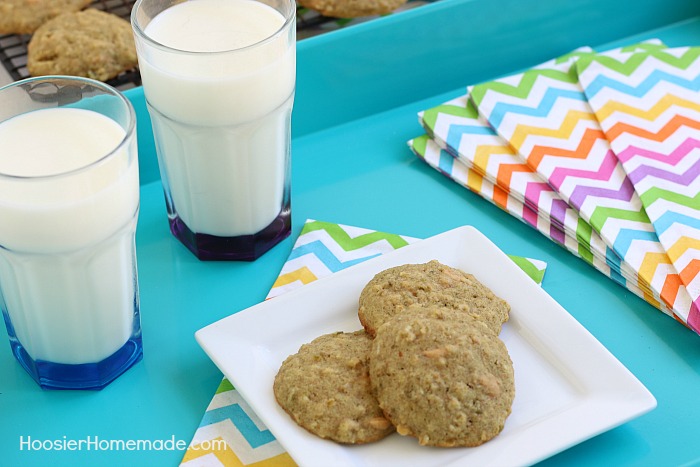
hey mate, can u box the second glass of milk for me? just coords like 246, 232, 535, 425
131, 0, 296, 261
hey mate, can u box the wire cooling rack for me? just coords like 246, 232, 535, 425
0, 1, 434, 90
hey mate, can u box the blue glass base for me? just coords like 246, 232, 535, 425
10, 337, 143, 390
169, 206, 291, 261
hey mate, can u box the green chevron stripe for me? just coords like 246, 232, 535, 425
640, 186, 700, 209
588, 205, 652, 233
301, 220, 411, 251
507, 255, 546, 285
215, 378, 235, 394
619, 42, 667, 53
422, 101, 475, 129
411, 135, 429, 157
576, 46, 700, 75
574, 217, 595, 265
470, 67, 577, 107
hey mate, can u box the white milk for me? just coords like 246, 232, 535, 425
0, 108, 139, 364
137, 0, 295, 237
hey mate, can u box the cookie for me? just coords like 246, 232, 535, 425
369, 306, 515, 447
0, 0, 92, 35
358, 260, 510, 336
273, 330, 395, 444
298, 0, 408, 18
27, 9, 137, 82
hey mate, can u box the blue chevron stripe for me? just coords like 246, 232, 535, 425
445, 123, 495, 150
288, 240, 380, 272
653, 210, 700, 236
200, 405, 275, 449
584, 69, 700, 99
487, 87, 587, 129
438, 148, 455, 174
612, 227, 662, 258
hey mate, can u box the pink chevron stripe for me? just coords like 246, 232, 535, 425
548, 148, 620, 190
627, 153, 700, 186
689, 300, 700, 331
524, 181, 557, 208
616, 137, 700, 164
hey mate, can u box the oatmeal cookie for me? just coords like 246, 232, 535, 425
358, 260, 510, 336
0, 0, 92, 35
274, 330, 395, 444
298, 0, 409, 18
369, 306, 515, 447
27, 9, 137, 82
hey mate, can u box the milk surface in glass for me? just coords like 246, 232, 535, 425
0, 108, 139, 365
137, 0, 295, 242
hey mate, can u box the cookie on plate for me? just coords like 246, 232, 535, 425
369, 306, 515, 447
358, 260, 510, 336
0, 0, 92, 35
298, 0, 408, 18
27, 9, 137, 82
274, 330, 395, 444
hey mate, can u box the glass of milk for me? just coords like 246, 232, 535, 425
131, 0, 296, 261
0, 76, 142, 390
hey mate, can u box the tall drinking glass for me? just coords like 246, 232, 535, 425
131, 0, 296, 261
0, 76, 142, 390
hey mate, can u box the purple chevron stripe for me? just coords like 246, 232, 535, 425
549, 149, 619, 191
550, 220, 566, 244
627, 152, 700, 186
568, 175, 637, 210
551, 199, 571, 227
617, 138, 700, 164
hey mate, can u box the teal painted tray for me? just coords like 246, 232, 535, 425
2, 1, 700, 465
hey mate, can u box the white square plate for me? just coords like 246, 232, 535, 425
196, 226, 656, 467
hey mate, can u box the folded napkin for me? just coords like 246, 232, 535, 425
181, 219, 547, 466
466, 41, 695, 328
576, 46, 700, 331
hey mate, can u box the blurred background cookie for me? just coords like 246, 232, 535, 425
27, 9, 137, 82
297, 0, 409, 18
0, 0, 92, 35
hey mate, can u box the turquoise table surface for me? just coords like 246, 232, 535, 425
2, 0, 700, 465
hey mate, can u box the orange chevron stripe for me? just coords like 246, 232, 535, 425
606, 113, 700, 143
182, 438, 296, 466
660, 269, 684, 308
494, 159, 536, 189
526, 127, 606, 169
492, 178, 511, 208
509, 110, 597, 152
637, 250, 676, 307
596, 93, 700, 124
679, 259, 700, 289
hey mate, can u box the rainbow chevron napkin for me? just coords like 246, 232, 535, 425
577, 46, 700, 331
181, 219, 547, 466
468, 43, 693, 325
